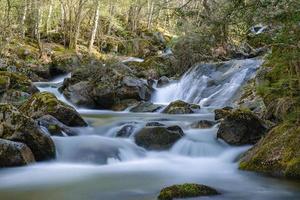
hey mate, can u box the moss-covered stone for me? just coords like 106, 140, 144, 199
134, 126, 184, 150
20, 92, 87, 127
0, 103, 56, 161
158, 183, 220, 200
163, 100, 200, 114
217, 109, 268, 145
239, 123, 300, 179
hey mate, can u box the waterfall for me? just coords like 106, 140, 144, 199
152, 58, 262, 107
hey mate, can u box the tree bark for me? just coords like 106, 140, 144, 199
88, 1, 100, 54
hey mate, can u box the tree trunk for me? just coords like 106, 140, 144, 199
88, 1, 100, 54
20, 0, 28, 38
45, 0, 53, 34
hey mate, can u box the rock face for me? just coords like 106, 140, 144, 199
240, 124, 300, 179
217, 109, 267, 145
20, 92, 87, 127
158, 183, 220, 200
0, 139, 35, 167
116, 125, 136, 138
0, 104, 56, 161
0, 71, 38, 106
214, 106, 233, 120
60, 64, 153, 109
130, 102, 163, 113
191, 120, 216, 129
134, 126, 184, 150
163, 100, 200, 114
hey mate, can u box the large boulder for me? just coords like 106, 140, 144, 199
134, 126, 184, 150
163, 100, 200, 114
217, 109, 267, 145
20, 92, 87, 127
0, 104, 56, 161
60, 64, 153, 109
130, 102, 163, 113
158, 183, 220, 200
0, 71, 38, 106
240, 124, 300, 179
0, 139, 35, 167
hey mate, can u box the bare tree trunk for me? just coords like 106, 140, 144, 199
147, 0, 154, 29
107, 1, 115, 35
88, 1, 100, 54
20, 0, 28, 38
45, 0, 53, 34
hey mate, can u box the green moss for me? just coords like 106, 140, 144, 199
239, 123, 300, 179
158, 183, 219, 200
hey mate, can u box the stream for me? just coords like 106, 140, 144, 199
0, 58, 299, 200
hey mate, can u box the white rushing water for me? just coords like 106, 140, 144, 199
152, 59, 262, 107
0, 58, 299, 200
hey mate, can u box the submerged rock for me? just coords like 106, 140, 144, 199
134, 126, 184, 150
0, 104, 56, 161
217, 109, 267, 145
158, 183, 220, 200
37, 115, 77, 136
157, 76, 170, 88
240, 124, 300, 179
146, 122, 165, 127
191, 120, 216, 129
163, 100, 200, 114
0, 139, 35, 167
116, 124, 136, 138
20, 92, 87, 127
130, 102, 163, 113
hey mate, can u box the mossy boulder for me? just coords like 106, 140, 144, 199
134, 126, 184, 150
0, 139, 35, 167
217, 109, 268, 145
0, 71, 38, 106
239, 124, 300, 179
130, 102, 163, 113
158, 183, 220, 200
0, 104, 56, 161
163, 100, 200, 114
20, 92, 87, 127
214, 106, 233, 120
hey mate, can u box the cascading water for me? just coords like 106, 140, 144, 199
0, 58, 299, 200
152, 58, 262, 107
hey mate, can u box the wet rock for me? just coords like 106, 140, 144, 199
0, 71, 38, 106
191, 120, 216, 129
145, 122, 165, 127
116, 125, 136, 138
0, 104, 56, 161
158, 183, 220, 200
130, 102, 163, 113
0, 139, 35, 167
163, 100, 200, 114
20, 92, 87, 127
37, 115, 77, 136
134, 126, 184, 150
239, 124, 300, 179
214, 106, 233, 120
157, 76, 170, 88
217, 109, 267, 145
